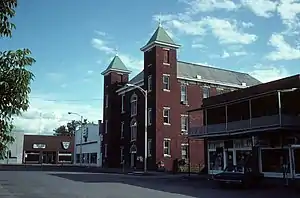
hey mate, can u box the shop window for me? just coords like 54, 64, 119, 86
90, 153, 97, 164
261, 149, 290, 173
209, 151, 224, 171
294, 149, 300, 174
236, 150, 252, 168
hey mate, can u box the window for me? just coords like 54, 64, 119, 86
163, 49, 170, 64
130, 94, 138, 116
203, 87, 210, 98
181, 144, 189, 160
163, 74, 170, 91
120, 147, 124, 164
148, 108, 152, 125
130, 119, 137, 141
104, 144, 108, 158
148, 139, 152, 157
120, 122, 124, 138
261, 149, 290, 173
105, 94, 108, 108
105, 120, 108, 134
180, 84, 187, 104
163, 107, 170, 124
148, 75, 152, 92
163, 138, 171, 156
121, 95, 125, 113
181, 115, 188, 133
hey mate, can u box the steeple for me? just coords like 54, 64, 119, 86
140, 23, 180, 52
101, 55, 131, 76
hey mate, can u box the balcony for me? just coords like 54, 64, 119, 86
189, 114, 300, 137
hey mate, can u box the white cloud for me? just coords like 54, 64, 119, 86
182, 0, 240, 14
91, 38, 115, 54
266, 33, 300, 60
241, 0, 278, 18
277, 0, 300, 32
92, 33, 143, 71
210, 50, 248, 58
248, 64, 290, 83
203, 17, 257, 44
13, 95, 102, 135
161, 16, 257, 45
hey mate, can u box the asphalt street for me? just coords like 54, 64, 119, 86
0, 171, 299, 198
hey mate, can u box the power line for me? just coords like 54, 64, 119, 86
30, 97, 103, 102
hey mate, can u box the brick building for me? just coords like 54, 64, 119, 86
189, 75, 300, 182
101, 23, 260, 171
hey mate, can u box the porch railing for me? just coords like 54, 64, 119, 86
189, 114, 300, 137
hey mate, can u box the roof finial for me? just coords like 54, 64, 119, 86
158, 12, 162, 27
115, 47, 118, 56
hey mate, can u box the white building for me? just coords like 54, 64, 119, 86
0, 131, 24, 164
74, 120, 103, 167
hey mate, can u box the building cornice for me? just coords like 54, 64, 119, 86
140, 41, 180, 52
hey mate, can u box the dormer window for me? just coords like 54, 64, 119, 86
130, 94, 138, 116
163, 49, 170, 64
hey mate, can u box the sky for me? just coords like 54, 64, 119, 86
1, 0, 300, 135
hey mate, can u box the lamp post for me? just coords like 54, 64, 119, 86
68, 112, 83, 166
126, 83, 148, 173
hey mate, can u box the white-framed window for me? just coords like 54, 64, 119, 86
105, 94, 108, 108
105, 120, 108, 134
148, 139, 152, 157
130, 94, 138, 116
181, 115, 188, 133
130, 119, 137, 141
163, 107, 170, 124
148, 108, 152, 125
163, 49, 170, 64
120, 146, 124, 164
163, 74, 170, 91
121, 94, 125, 113
104, 144, 108, 158
163, 138, 171, 156
180, 84, 188, 104
181, 143, 189, 160
148, 75, 152, 92
203, 87, 210, 99
120, 122, 124, 138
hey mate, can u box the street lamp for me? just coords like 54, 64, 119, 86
126, 83, 148, 173
68, 112, 83, 166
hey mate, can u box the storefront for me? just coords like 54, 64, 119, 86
207, 135, 300, 180
207, 138, 252, 174
23, 135, 74, 164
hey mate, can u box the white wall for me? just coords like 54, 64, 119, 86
0, 131, 24, 164
74, 123, 102, 167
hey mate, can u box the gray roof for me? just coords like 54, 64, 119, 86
129, 61, 261, 87
101, 55, 131, 75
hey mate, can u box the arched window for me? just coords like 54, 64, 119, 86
130, 94, 138, 116
130, 119, 137, 141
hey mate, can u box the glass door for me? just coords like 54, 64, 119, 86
293, 148, 300, 177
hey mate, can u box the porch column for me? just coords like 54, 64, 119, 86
278, 91, 282, 126
249, 99, 252, 127
225, 105, 228, 131
204, 109, 208, 133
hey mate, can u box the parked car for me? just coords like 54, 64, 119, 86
213, 165, 262, 188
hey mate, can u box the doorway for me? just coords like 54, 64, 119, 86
42, 151, 57, 164
291, 146, 300, 179
130, 153, 136, 168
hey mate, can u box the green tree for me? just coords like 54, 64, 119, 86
54, 119, 88, 136
0, 0, 36, 155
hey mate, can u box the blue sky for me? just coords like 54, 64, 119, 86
1, 0, 300, 134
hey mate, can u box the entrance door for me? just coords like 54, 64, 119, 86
130, 153, 135, 168
291, 147, 300, 178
